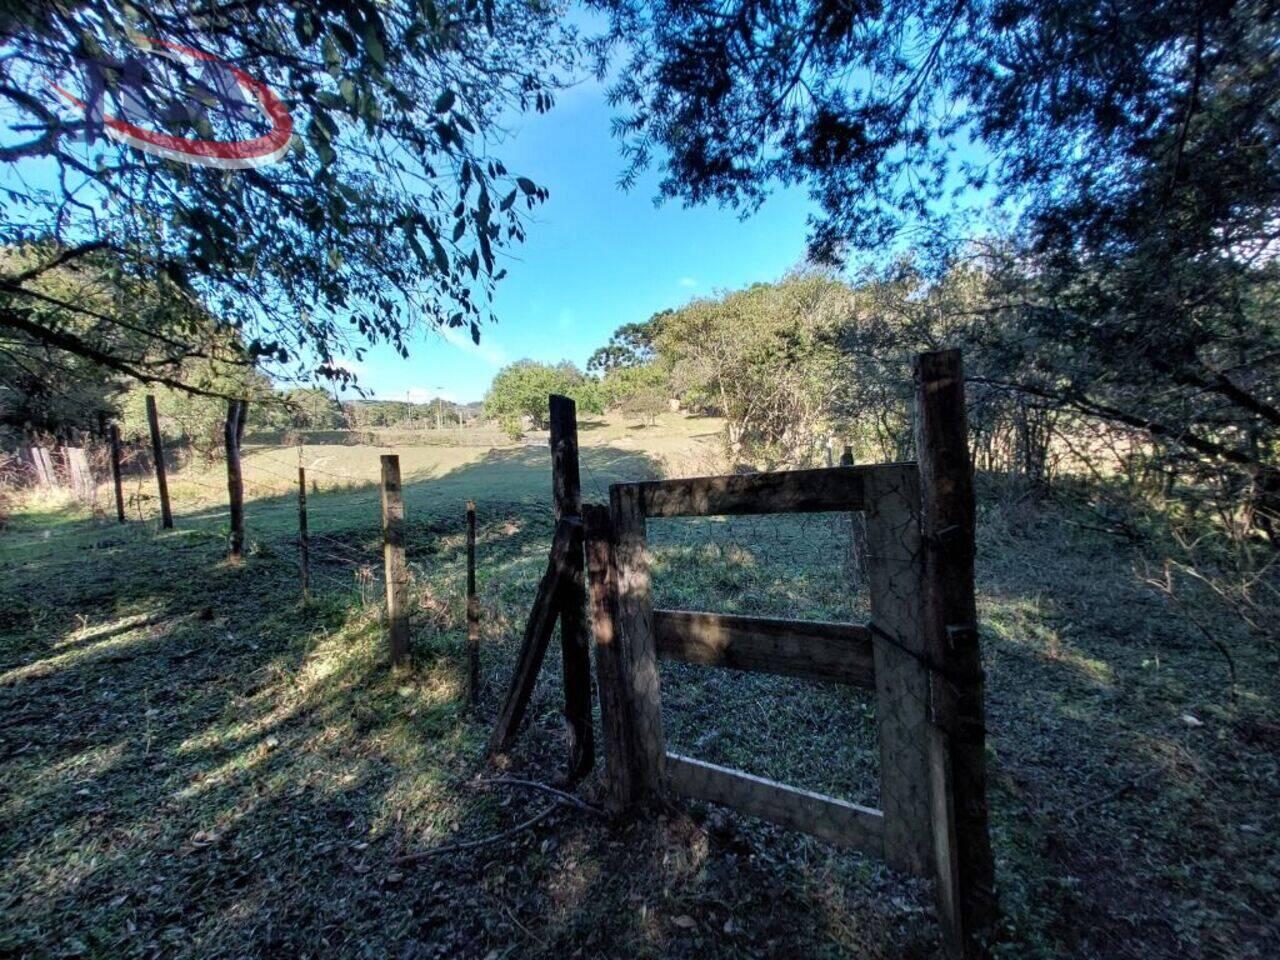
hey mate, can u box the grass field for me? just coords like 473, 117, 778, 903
1, 413, 1277, 959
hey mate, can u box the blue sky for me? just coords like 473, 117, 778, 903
350, 78, 820, 404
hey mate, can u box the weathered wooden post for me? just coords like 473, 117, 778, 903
297, 466, 310, 598
608, 481, 665, 798
915, 349, 997, 959
549, 394, 593, 783
839, 443, 867, 583
466, 500, 480, 707
488, 520, 576, 755
380, 454, 409, 665
145, 394, 173, 529
109, 424, 126, 523
224, 399, 247, 561
584, 502, 638, 811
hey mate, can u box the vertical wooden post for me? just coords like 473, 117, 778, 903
466, 500, 480, 706
381, 454, 409, 665
225, 399, 246, 561
549, 394, 594, 783
109, 425, 126, 523
584, 503, 638, 812
914, 349, 997, 959
840, 443, 867, 583
297, 466, 310, 598
609, 481, 665, 797
864, 463, 934, 878
145, 394, 172, 529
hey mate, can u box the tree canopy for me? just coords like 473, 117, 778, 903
483, 359, 600, 436
1, 0, 578, 394
589, 0, 1280, 503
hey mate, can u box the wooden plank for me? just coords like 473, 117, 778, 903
864, 462, 934, 878
36, 447, 56, 489
584, 503, 637, 812
466, 500, 480, 708
915, 349, 997, 959
488, 519, 575, 755
550, 394, 593, 783
653, 609, 875, 688
145, 395, 172, 529
64, 447, 94, 502
380, 454, 409, 665
622, 464, 896, 518
610, 482, 666, 793
26, 445, 53, 489
109, 425, 126, 523
666, 753, 884, 856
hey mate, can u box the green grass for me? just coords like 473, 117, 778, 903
1, 420, 1277, 958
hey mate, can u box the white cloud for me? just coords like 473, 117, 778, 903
439, 324, 507, 367
678, 276, 698, 288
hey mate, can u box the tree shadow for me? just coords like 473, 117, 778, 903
1, 458, 1276, 958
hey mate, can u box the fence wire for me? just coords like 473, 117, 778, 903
645, 467, 935, 836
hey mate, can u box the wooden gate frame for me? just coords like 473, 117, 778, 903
584, 350, 995, 958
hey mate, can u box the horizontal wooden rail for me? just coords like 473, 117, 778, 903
617, 462, 916, 518
666, 753, 885, 855
653, 610, 876, 688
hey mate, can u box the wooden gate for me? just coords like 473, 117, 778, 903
583, 350, 995, 958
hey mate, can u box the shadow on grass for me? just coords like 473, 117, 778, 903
1, 461, 1277, 958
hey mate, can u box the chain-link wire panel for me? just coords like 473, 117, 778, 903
645, 508, 880, 805
647, 511, 868, 620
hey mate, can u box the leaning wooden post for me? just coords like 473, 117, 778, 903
297, 466, 310, 598
488, 520, 576, 755
380, 454, 409, 665
466, 500, 480, 706
108, 425, 126, 523
225, 399, 247, 561
915, 349, 997, 959
549, 394, 594, 783
145, 394, 173, 529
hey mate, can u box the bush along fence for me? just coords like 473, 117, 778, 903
487, 351, 997, 960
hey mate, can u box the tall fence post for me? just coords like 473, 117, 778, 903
109, 424, 126, 523
915, 349, 997, 959
297, 466, 310, 598
550, 394, 594, 783
466, 500, 480, 707
225, 399, 247, 561
145, 394, 173, 529
584, 502, 638, 812
380, 454, 409, 665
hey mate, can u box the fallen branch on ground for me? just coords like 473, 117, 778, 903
478, 776, 605, 816
392, 805, 558, 865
